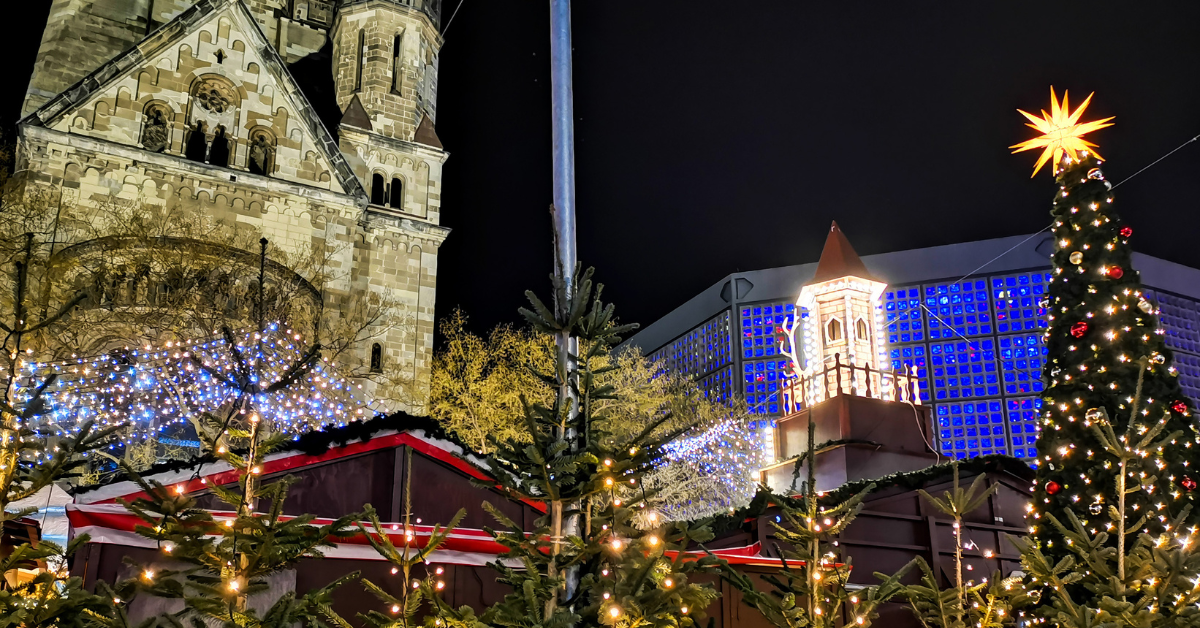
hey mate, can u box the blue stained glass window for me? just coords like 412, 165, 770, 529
1154, 290, 1200, 355
929, 339, 998, 400
1173, 352, 1200, 405
1006, 397, 1042, 460
992, 272, 1051, 333
924, 280, 992, 339
999, 333, 1047, 395
884, 287, 924, 344
651, 311, 733, 386
741, 301, 794, 359
889, 344, 930, 402
743, 359, 792, 413
935, 400, 1006, 458
701, 365, 735, 403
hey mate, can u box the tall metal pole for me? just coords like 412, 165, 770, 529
549, 0, 581, 618
550, 0, 577, 281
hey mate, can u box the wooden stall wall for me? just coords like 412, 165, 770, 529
70, 438, 540, 627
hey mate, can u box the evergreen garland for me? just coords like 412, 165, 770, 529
72, 411, 476, 496
709, 455, 1033, 538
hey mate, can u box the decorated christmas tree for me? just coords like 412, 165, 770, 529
1010, 377, 1200, 628
1011, 88, 1200, 567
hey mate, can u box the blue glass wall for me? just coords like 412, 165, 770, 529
887, 270, 1052, 461
1150, 290, 1200, 401
646, 267, 1200, 466
1005, 396, 1042, 460
650, 311, 733, 401
885, 286, 924, 344
740, 302, 795, 415
925, 279, 992, 339
935, 400, 1006, 459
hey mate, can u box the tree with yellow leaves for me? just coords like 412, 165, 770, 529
429, 309, 761, 523
428, 310, 555, 453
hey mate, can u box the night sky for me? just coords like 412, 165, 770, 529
5, 2, 1200, 342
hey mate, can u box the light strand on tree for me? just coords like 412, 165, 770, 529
10, 323, 367, 452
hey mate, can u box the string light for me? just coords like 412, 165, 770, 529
653, 416, 760, 521
12, 325, 366, 452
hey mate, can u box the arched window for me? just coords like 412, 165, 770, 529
370, 343, 383, 373
355, 29, 365, 92
371, 173, 386, 205
826, 318, 843, 343
392, 33, 403, 93
389, 177, 403, 209
856, 318, 869, 341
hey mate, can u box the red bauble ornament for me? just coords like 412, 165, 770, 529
1069, 321, 1089, 338
1119, 226, 1133, 238
1183, 477, 1197, 491
1107, 266, 1124, 279
1044, 481, 1061, 495
1174, 400, 1189, 414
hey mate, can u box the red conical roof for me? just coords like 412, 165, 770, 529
810, 221, 879, 283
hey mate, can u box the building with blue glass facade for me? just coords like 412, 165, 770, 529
624, 233, 1200, 463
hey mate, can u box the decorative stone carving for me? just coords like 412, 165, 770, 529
141, 107, 170, 153
194, 79, 236, 114
248, 132, 274, 175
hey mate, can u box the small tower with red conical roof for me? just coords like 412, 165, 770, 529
764, 223, 933, 492
795, 222, 888, 394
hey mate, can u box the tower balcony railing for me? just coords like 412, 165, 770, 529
781, 353, 922, 416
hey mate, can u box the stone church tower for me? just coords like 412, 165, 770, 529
16, 0, 449, 413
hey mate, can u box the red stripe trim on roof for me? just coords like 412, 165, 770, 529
67, 504, 776, 565
85, 431, 545, 512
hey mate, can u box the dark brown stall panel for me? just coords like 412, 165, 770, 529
278, 449, 396, 517
185, 445, 538, 530
711, 464, 1033, 628
188, 449, 394, 518
405, 449, 533, 531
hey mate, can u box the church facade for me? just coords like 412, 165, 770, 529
16, 0, 449, 412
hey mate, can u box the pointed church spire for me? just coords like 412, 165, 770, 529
811, 221, 878, 283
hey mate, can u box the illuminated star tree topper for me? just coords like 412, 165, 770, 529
1010, 87, 1114, 177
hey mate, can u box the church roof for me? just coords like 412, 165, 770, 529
413, 113, 443, 149
810, 221, 880, 283
340, 94, 372, 131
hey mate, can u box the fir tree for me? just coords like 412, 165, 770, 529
476, 266, 725, 627
1032, 151, 1198, 569
719, 421, 906, 628
106, 468, 362, 628
355, 447, 483, 628
897, 465, 1020, 628
0, 233, 119, 628
1012, 370, 1200, 628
